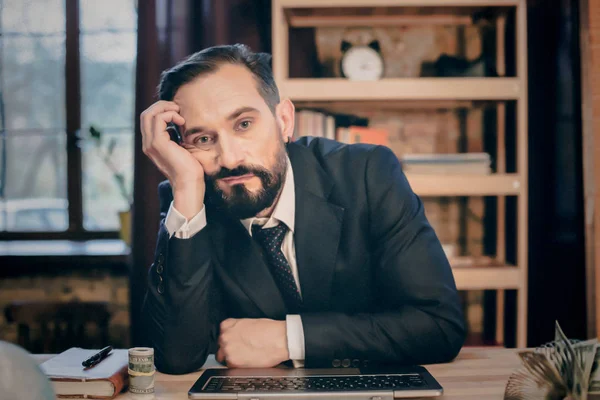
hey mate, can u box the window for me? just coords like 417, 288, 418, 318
0, 0, 137, 237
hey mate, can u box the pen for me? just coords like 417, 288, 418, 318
82, 346, 113, 368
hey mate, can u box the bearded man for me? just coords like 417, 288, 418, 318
140, 44, 466, 375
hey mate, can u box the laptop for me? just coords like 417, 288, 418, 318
188, 364, 443, 399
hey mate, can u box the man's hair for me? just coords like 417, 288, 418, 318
157, 43, 280, 113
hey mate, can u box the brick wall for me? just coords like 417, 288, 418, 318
0, 270, 130, 350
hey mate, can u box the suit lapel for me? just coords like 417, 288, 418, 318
211, 212, 288, 319
288, 143, 345, 312
209, 142, 344, 316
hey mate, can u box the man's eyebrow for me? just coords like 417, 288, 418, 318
183, 107, 259, 137
183, 126, 205, 137
226, 106, 259, 121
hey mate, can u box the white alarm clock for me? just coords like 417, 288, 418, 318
340, 40, 384, 81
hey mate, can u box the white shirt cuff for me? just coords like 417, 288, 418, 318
286, 314, 305, 367
164, 201, 207, 239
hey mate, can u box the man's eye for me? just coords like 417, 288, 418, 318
237, 120, 252, 130
194, 136, 214, 145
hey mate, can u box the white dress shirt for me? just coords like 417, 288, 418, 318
164, 157, 305, 367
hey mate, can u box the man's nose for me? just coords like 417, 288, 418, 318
217, 135, 244, 170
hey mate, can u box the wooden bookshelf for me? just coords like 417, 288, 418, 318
272, 0, 529, 347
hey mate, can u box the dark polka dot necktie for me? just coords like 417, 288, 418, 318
252, 223, 303, 313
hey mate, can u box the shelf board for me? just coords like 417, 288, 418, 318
288, 14, 474, 27
277, 0, 518, 9
452, 265, 521, 290
406, 173, 522, 196
279, 78, 522, 101
283, 2, 515, 27
448, 255, 497, 268
295, 100, 487, 113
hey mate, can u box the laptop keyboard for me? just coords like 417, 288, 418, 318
202, 374, 426, 392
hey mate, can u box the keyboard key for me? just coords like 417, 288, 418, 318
205, 374, 426, 392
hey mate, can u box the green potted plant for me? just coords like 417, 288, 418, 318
89, 126, 133, 246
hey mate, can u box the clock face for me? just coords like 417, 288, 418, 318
341, 46, 384, 81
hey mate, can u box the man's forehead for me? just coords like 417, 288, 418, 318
173, 66, 267, 123
174, 65, 262, 104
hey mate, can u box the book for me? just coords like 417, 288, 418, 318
336, 126, 390, 146
40, 348, 128, 399
293, 109, 369, 140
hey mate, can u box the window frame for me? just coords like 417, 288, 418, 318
0, 0, 134, 241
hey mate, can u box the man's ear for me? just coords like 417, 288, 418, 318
275, 98, 295, 141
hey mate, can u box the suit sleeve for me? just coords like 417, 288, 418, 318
140, 181, 223, 374
300, 146, 467, 368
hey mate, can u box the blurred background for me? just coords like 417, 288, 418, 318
0, 0, 596, 356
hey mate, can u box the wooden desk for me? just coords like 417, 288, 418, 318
36, 347, 521, 399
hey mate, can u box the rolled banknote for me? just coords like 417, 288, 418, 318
128, 347, 155, 394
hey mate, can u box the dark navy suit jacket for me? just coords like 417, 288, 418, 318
141, 137, 466, 374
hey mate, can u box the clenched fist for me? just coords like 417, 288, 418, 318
216, 318, 289, 368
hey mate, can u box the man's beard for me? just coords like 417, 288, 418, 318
204, 139, 288, 220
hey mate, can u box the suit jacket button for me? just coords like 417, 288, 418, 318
332, 359, 341, 368
352, 359, 360, 368
156, 263, 164, 275
342, 359, 351, 368
157, 275, 164, 294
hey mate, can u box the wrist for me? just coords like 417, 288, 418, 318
278, 320, 290, 361
172, 179, 205, 220
171, 175, 204, 192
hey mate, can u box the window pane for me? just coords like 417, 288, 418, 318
1, 131, 68, 232
81, 32, 136, 129
80, 0, 137, 32
2, 36, 66, 130
0, 133, 4, 231
81, 0, 137, 232
1, 0, 65, 34
82, 129, 133, 231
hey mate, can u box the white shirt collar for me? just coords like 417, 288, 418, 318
240, 156, 295, 235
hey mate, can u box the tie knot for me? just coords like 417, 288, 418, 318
252, 223, 287, 248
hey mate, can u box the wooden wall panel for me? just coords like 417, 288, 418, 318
581, 0, 600, 339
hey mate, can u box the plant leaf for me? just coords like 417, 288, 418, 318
89, 126, 102, 144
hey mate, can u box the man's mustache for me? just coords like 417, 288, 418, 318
208, 165, 271, 181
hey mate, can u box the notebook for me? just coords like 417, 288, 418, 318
39, 348, 128, 399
